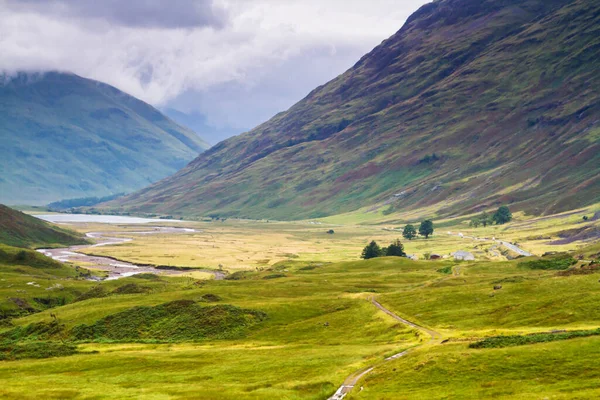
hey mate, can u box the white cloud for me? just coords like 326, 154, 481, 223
0, 0, 429, 131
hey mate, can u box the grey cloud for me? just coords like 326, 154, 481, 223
4, 0, 228, 29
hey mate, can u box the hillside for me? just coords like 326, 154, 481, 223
0, 205, 87, 248
107, 0, 600, 221
0, 72, 209, 205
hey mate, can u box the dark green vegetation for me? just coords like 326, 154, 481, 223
0, 205, 87, 248
493, 206, 513, 225
108, 0, 600, 220
0, 342, 78, 361
71, 301, 266, 342
361, 241, 383, 259
0, 72, 208, 205
419, 220, 434, 239
1, 301, 267, 343
469, 328, 600, 348
519, 253, 577, 270
402, 224, 417, 240
470, 211, 492, 227
361, 240, 406, 259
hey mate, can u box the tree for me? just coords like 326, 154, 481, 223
480, 211, 492, 227
419, 220, 434, 239
470, 211, 492, 228
385, 239, 406, 257
402, 224, 417, 240
361, 241, 383, 259
327, 229, 335, 234
493, 206, 512, 225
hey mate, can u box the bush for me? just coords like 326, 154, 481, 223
519, 253, 577, 270
470, 328, 600, 349
0, 342, 78, 361
385, 239, 406, 257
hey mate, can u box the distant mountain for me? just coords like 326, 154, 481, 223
0, 72, 209, 205
107, 0, 600, 220
0, 205, 87, 248
162, 108, 243, 146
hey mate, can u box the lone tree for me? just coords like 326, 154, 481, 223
493, 206, 512, 225
419, 220, 434, 239
480, 211, 492, 227
385, 239, 406, 257
402, 224, 417, 240
361, 241, 383, 259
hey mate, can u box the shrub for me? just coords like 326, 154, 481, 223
519, 253, 577, 271
385, 239, 406, 257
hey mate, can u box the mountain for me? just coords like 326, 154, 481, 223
0, 72, 209, 205
0, 205, 87, 248
162, 108, 243, 146
107, 0, 600, 220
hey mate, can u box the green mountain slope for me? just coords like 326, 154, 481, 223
0, 72, 209, 205
0, 205, 87, 248
108, 0, 600, 220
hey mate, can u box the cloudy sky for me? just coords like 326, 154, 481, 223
0, 0, 428, 139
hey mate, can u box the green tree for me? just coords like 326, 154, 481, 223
493, 206, 512, 225
419, 220, 434, 239
469, 218, 480, 228
402, 224, 417, 240
480, 211, 492, 227
385, 239, 406, 257
361, 241, 383, 259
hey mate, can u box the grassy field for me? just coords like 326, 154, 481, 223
1, 211, 600, 399
60, 203, 600, 273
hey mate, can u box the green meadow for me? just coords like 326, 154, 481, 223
1, 207, 600, 399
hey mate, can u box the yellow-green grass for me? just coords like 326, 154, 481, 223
57, 206, 598, 275
376, 259, 600, 337
0, 342, 400, 400
347, 337, 600, 399
2, 217, 600, 399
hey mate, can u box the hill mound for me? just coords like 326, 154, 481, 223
0, 205, 87, 248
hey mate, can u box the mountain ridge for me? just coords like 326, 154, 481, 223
106, 0, 599, 220
0, 71, 209, 205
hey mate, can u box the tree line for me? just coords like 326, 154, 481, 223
361, 239, 406, 259
401, 220, 434, 240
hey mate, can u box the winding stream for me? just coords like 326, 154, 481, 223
37, 227, 225, 280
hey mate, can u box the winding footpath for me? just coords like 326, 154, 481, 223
328, 297, 442, 399
38, 227, 226, 280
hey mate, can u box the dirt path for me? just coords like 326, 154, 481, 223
328, 298, 441, 399
447, 232, 532, 257
38, 227, 226, 280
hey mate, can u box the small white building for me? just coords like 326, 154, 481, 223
453, 250, 475, 261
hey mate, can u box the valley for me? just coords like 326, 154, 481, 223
1, 205, 599, 399
1, 0, 599, 398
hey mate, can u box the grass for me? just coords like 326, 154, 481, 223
0, 205, 88, 248
1, 211, 600, 398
